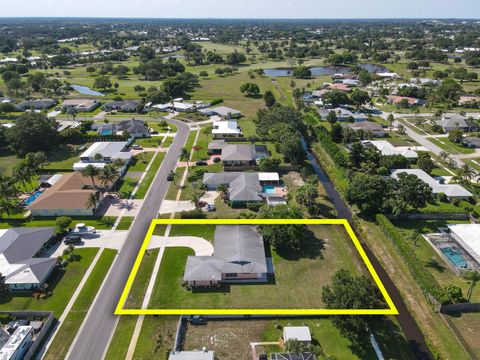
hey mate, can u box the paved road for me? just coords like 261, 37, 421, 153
305, 142, 433, 360
66, 118, 190, 360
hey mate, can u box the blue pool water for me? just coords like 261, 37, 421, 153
101, 130, 113, 135
441, 246, 468, 268
24, 191, 42, 205
263, 185, 277, 194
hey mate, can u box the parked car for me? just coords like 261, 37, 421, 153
132, 144, 143, 150
204, 204, 216, 212
196, 160, 207, 166
64, 234, 82, 245
189, 316, 206, 325
151, 130, 159, 135
167, 173, 175, 181
212, 157, 221, 163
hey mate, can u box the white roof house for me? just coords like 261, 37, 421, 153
361, 140, 419, 159
0, 326, 33, 360
391, 169, 473, 199
283, 326, 312, 343
212, 120, 242, 138
447, 224, 480, 265
173, 101, 195, 111
74, 142, 133, 172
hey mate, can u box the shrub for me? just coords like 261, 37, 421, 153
179, 209, 206, 219
246, 202, 262, 212
315, 125, 348, 168
451, 198, 461, 206
376, 166, 389, 176
210, 98, 223, 106
437, 193, 448, 202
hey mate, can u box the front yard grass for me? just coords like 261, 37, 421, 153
144, 225, 371, 310
0, 248, 98, 317
426, 137, 475, 155
43, 249, 117, 360
132, 316, 178, 359
127, 152, 154, 172
135, 152, 165, 199
133, 137, 162, 148
116, 216, 134, 230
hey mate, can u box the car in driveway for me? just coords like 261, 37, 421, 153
204, 203, 216, 212
132, 144, 143, 150
196, 160, 207, 166
64, 234, 82, 245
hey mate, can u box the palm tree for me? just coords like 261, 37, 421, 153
85, 193, 98, 211
458, 164, 476, 181
0, 176, 17, 199
217, 184, 229, 200
462, 271, 480, 302
81, 165, 100, 188
98, 165, 119, 189
439, 151, 449, 162
12, 163, 33, 191
0, 198, 15, 218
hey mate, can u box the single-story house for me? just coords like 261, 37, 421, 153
283, 326, 312, 344
0, 325, 33, 359
0, 227, 56, 290
16, 99, 57, 111
317, 107, 368, 122
345, 121, 387, 137
198, 106, 242, 119
95, 119, 150, 138
102, 100, 142, 112
311, 89, 329, 99
410, 78, 441, 86
386, 95, 426, 107
462, 137, 480, 148
38, 174, 63, 188
212, 120, 242, 139
183, 225, 268, 287
459, 96, 479, 106
207, 140, 263, 167
329, 83, 351, 92
376, 72, 399, 79
437, 114, 478, 132
391, 169, 473, 200
361, 140, 418, 159
270, 353, 317, 360
447, 224, 480, 266
203, 172, 286, 205
168, 350, 214, 360
173, 100, 195, 111
28, 172, 105, 216
74, 141, 133, 174
61, 99, 100, 112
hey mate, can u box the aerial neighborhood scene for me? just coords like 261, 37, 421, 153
1, 0, 480, 359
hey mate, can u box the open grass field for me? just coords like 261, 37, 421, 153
0, 248, 98, 317
43, 249, 117, 360
140, 224, 373, 310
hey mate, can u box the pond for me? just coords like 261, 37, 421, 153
263, 63, 389, 77
71, 84, 105, 96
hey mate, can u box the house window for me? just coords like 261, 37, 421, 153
225, 273, 237, 278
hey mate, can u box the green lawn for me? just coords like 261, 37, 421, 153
117, 176, 137, 199
104, 316, 138, 360
116, 216, 134, 230
133, 137, 162, 148
127, 249, 159, 309
132, 316, 178, 359
0, 216, 117, 229
128, 152, 154, 172
44, 144, 83, 171
162, 136, 173, 148
0, 248, 98, 317
135, 152, 165, 199
44, 249, 117, 360
427, 137, 475, 155
145, 225, 370, 310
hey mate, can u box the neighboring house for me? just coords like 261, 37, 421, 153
168, 350, 214, 360
386, 95, 426, 107
207, 140, 269, 167
345, 121, 387, 137
212, 120, 242, 139
376, 72, 399, 79
391, 169, 473, 200
73, 141, 133, 174
0, 227, 56, 291
95, 119, 150, 138
203, 172, 286, 205
183, 225, 268, 287
459, 95, 479, 106
436, 114, 478, 132
198, 106, 242, 119
329, 83, 351, 92
270, 353, 317, 360
410, 78, 441, 86
462, 137, 480, 148
28, 172, 105, 216
16, 99, 57, 111
283, 326, 312, 344
317, 107, 368, 122
61, 99, 100, 112
361, 140, 418, 159
173, 100, 195, 111
102, 100, 142, 112
0, 326, 33, 360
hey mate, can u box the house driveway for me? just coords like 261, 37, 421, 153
103, 199, 144, 216
158, 200, 195, 214
50, 230, 128, 257
147, 235, 213, 256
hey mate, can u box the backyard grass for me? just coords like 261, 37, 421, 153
145, 225, 372, 310
135, 152, 165, 199
44, 144, 83, 171
0, 248, 98, 317
43, 249, 117, 360
116, 216, 134, 230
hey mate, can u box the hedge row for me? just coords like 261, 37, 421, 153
315, 126, 349, 168
376, 214, 448, 304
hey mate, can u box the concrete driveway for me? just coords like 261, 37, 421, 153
51, 230, 128, 257
147, 235, 213, 256
158, 200, 195, 214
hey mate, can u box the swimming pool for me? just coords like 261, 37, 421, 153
24, 191, 42, 206
263, 185, 277, 194
441, 246, 468, 268
101, 130, 113, 135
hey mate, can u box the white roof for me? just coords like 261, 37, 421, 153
46, 174, 63, 186
391, 169, 473, 198
377, 72, 398, 78
258, 173, 280, 182
362, 140, 418, 159
173, 101, 194, 110
283, 326, 312, 342
80, 142, 129, 158
0, 326, 32, 359
73, 162, 107, 170
212, 120, 241, 135
169, 351, 214, 360
448, 223, 480, 264
0, 254, 43, 285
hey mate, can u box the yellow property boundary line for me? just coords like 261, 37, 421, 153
115, 219, 399, 315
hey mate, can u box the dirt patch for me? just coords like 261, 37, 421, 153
183, 320, 268, 360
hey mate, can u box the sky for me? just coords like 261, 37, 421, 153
0, 0, 479, 19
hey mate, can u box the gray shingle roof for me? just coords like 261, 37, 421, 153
221, 144, 256, 161
203, 172, 262, 202
0, 227, 54, 263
